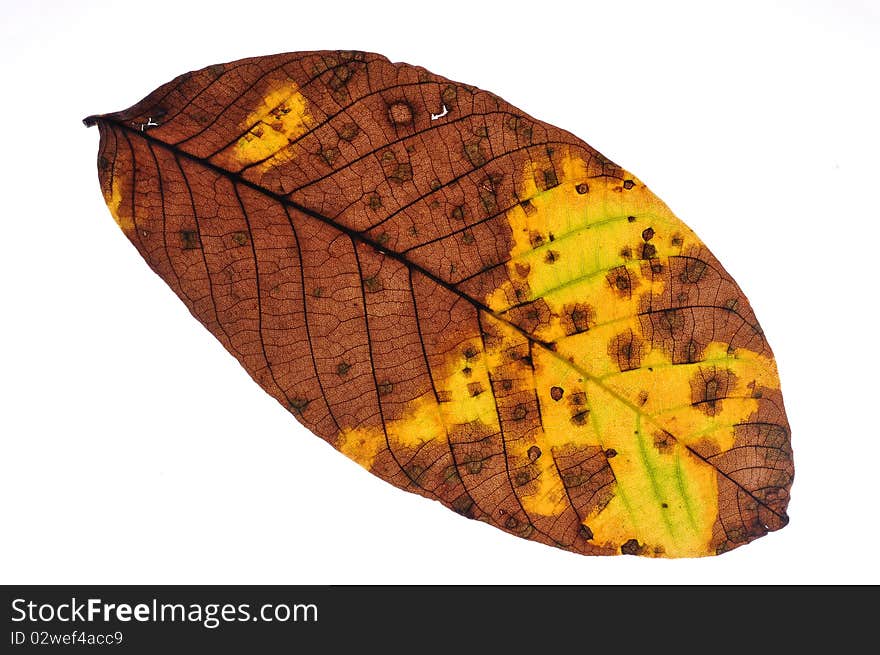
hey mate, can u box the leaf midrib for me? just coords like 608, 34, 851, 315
97, 117, 787, 524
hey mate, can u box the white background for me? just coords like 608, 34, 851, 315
1, 0, 877, 584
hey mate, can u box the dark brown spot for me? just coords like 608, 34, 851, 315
620, 246, 633, 260
464, 141, 486, 167
288, 398, 309, 415
514, 471, 531, 487
461, 366, 472, 377
451, 205, 464, 221
570, 409, 590, 426
339, 123, 359, 141
637, 390, 649, 406
544, 250, 560, 264
609, 330, 643, 372
641, 242, 657, 259
512, 404, 528, 421
623, 179, 635, 190
671, 234, 683, 247
463, 346, 478, 359
690, 367, 736, 416
377, 382, 394, 396
500, 379, 513, 391
627, 215, 636, 223
529, 231, 544, 248
231, 231, 249, 246
653, 430, 673, 454
641, 227, 655, 242
620, 538, 644, 555
562, 303, 593, 335
527, 445, 542, 462
515, 262, 531, 278
442, 85, 457, 104
543, 169, 559, 189
367, 193, 382, 210
461, 231, 475, 245
451, 493, 474, 517
376, 232, 389, 246
505, 516, 520, 530
336, 362, 351, 376
605, 448, 618, 458
363, 276, 382, 293
661, 503, 669, 509
681, 258, 708, 283
465, 459, 483, 475
388, 163, 412, 183
320, 146, 339, 167
388, 101, 413, 126
576, 183, 589, 194
519, 199, 536, 216
179, 230, 200, 250
313, 287, 323, 297
579, 525, 594, 540
467, 381, 484, 397
550, 386, 564, 401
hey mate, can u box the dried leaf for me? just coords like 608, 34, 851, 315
85, 50, 792, 557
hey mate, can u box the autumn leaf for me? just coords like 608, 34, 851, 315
85, 50, 792, 557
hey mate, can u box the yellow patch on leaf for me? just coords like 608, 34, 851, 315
213, 81, 314, 170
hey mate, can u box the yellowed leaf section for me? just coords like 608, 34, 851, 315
337, 339, 501, 471
213, 80, 314, 170
482, 150, 782, 557
103, 175, 133, 233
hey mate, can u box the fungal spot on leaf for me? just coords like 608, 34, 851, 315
367, 193, 382, 210
561, 303, 593, 335
288, 398, 309, 415
641, 227, 655, 242
671, 234, 684, 247
623, 179, 635, 190
461, 231, 475, 245
681, 258, 708, 284
653, 430, 673, 454
606, 265, 634, 297
377, 381, 394, 396
464, 141, 486, 168
579, 525, 594, 540
179, 230, 200, 250
515, 262, 531, 278
550, 386, 564, 401
605, 448, 618, 459
512, 404, 528, 421
363, 275, 383, 293
528, 231, 545, 248
338, 122, 359, 141
388, 101, 414, 125
690, 367, 737, 416
388, 162, 413, 183
514, 470, 531, 487
637, 390, 649, 406
627, 215, 636, 223
336, 361, 351, 376
527, 445, 542, 462
544, 250, 560, 264
231, 231, 249, 246
465, 458, 483, 475
451, 205, 465, 221
620, 538, 644, 555
570, 409, 590, 426
468, 381, 484, 397
609, 330, 643, 372
641, 242, 657, 259
504, 516, 520, 530
576, 183, 589, 194
543, 169, 559, 189
451, 494, 475, 517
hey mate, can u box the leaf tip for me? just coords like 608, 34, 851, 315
83, 114, 100, 128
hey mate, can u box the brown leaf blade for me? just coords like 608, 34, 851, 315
87, 50, 792, 557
